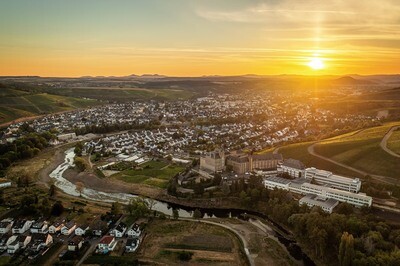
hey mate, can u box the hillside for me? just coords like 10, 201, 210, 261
0, 85, 100, 125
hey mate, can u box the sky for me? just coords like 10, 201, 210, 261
0, 0, 399, 77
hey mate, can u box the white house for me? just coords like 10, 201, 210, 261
97, 235, 117, 254
126, 223, 141, 237
109, 222, 127, 238
30, 220, 48, 234
125, 238, 139, 253
48, 221, 64, 234
0, 235, 10, 251
30, 234, 53, 251
18, 235, 32, 249
75, 224, 89, 236
12, 220, 33, 234
0, 219, 13, 234
61, 221, 76, 236
7, 236, 19, 254
68, 236, 84, 252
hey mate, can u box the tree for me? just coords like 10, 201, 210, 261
74, 157, 86, 172
75, 181, 84, 196
172, 209, 179, 220
74, 142, 83, 156
194, 184, 204, 196
51, 201, 64, 216
125, 197, 150, 219
221, 182, 231, 196
193, 209, 202, 219
111, 202, 121, 215
335, 203, 354, 215
339, 232, 355, 266
49, 182, 56, 197
213, 173, 222, 186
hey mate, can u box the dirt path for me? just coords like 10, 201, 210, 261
180, 218, 254, 266
380, 125, 400, 158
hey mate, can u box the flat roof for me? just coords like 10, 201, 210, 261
264, 176, 291, 185
300, 194, 339, 209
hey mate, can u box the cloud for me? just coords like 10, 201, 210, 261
196, 0, 400, 26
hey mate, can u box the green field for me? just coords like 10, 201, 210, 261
0, 92, 99, 124
111, 160, 184, 188
277, 142, 364, 178
387, 128, 400, 155
313, 122, 400, 178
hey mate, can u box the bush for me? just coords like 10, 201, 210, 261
177, 251, 193, 261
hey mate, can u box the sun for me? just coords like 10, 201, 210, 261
308, 57, 324, 70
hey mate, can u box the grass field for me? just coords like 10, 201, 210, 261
140, 220, 246, 266
387, 128, 400, 155
313, 122, 400, 178
0, 92, 99, 124
111, 160, 184, 188
277, 142, 364, 178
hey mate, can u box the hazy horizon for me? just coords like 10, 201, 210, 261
1, 0, 400, 77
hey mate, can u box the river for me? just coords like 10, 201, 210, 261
50, 148, 315, 265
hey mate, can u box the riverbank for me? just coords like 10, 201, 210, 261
35, 145, 316, 265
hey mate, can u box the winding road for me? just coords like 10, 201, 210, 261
380, 125, 400, 158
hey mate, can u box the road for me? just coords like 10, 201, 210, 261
76, 238, 101, 266
380, 125, 400, 158
179, 218, 255, 266
307, 142, 399, 185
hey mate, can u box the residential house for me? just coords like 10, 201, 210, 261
75, 224, 89, 236
18, 235, 32, 249
29, 234, 53, 252
125, 238, 139, 253
68, 236, 84, 252
109, 222, 127, 238
0, 219, 13, 234
91, 220, 108, 237
0, 234, 9, 251
30, 220, 48, 234
61, 221, 76, 236
97, 235, 117, 254
7, 235, 19, 254
48, 221, 64, 234
126, 223, 141, 238
12, 219, 33, 234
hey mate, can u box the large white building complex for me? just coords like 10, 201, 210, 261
304, 167, 361, 193
263, 176, 372, 208
299, 194, 339, 214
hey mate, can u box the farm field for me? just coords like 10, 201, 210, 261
0, 92, 99, 124
313, 122, 400, 178
387, 128, 400, 155
111, 160, 185, 189
137, 220, 247, 266
277, 142, 364, 178
45, 87, 196, 102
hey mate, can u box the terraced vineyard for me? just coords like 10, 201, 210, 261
45, 87, 196, 102
313, 122, 400, 178
0, 92, 99, 124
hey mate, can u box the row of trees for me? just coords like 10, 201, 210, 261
0, 130, 55, 176
73, 120, 160, 136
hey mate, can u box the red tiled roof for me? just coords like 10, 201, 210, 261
99, 235, 114, 245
